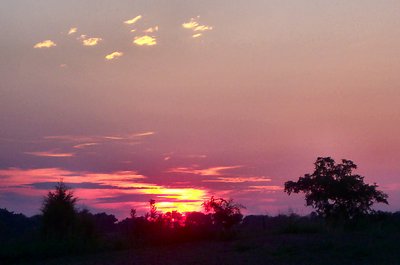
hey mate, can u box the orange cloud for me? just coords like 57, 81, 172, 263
124, 15, 142, 25
133, 35, 157, 46
192, 33, 202, 38
105, 51, 123, 60
33, 40, 56, 48
24, 151, 74, 157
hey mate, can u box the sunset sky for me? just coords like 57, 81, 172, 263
1, 0, 400, 219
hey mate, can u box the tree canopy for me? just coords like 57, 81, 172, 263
203, 196, 245, 230
284, 157, 388, 219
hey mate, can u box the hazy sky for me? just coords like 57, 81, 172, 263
1, 0, 400, 219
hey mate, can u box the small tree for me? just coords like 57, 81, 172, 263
146, 199, 160, 221
41, 181, 77, 238
284, 157, 388, 220
203, 196, 245, 231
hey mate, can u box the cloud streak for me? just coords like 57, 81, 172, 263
33, 40, 56, 48
24, 151, 74, 158
44, 131, 155, 148
168, 165, 242, 176
202, 176, 272, 183
124, 15, 142, 25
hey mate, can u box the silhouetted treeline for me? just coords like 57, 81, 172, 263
2, 207, 400, 264
0, 183, 245, 264
1, 179, 399, 264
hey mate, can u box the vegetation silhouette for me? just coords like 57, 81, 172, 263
1, 160, 399, 264
202, 196, 245, 238
284, 157, 389, 221
41, 181, 77, 238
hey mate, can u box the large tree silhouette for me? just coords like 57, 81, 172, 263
284, 157, 388, 219
41, 181, 77, 238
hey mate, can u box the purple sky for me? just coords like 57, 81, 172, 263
1, 0, 400, 219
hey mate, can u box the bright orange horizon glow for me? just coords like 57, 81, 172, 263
0, 167, 209, 217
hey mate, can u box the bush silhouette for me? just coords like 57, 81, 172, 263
284, 157, 388, 220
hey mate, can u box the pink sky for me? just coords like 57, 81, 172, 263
1, 0, 399, 219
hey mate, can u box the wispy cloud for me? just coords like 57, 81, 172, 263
168, 165, 242, 176
133, 35, 157, 46
68, 27, 77, 35
24, 151, 74, 158
143, 26, 158, 33
124, 15, 142, 25
246, 185, 283, 191
44, 131, 155, 149
182, 16, 213, 37
73, 143, 99, 149
44, 135, 96, 142
193, 25, 212, 32
187, 154, 207, 159
131, 131, 155, 137
33, 40, 56, 48
182, 18, 200, 30
203, 176, 272, 183
105, 51, 123, 60
45, 131, 155, 143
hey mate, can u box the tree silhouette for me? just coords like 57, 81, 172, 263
41, 181, 77, 238
146, 199, 160, 221
284, 157, 389, 220
203, 196, 245, 231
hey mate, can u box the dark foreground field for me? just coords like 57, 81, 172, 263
22, 229, 400, 265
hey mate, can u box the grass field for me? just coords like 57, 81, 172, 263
20, 228, 400, 265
